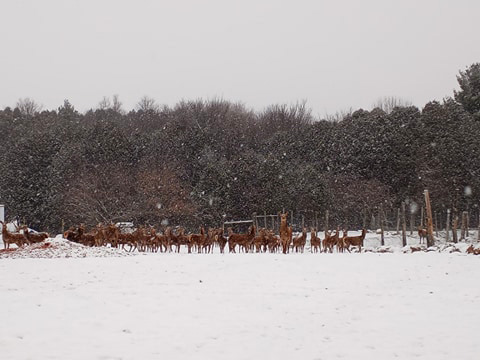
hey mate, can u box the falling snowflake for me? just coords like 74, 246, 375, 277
465, 186, 472, 197
410, 202, 418, 214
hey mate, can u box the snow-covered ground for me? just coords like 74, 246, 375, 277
1, 232, 480, 359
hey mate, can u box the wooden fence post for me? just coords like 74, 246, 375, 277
466, 211, 470, 238
363, 208, 367, 230
0, 204, 4, 245
424, 190, 435, 247
379, 204, 384, 246
478, 208, 480, 242
396, 208, 400, 235
452, 214, 458, 243
402, 201, 407, 246
446, 209, 450, 243
461, 211, 467, 241
402, 202, 407, 247
325, 210, 329, 233
410, 211, 414, 235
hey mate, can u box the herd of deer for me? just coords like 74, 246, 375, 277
1, 213, 367, 254
62, 223, 227, 253
0, 221, 49, 249
2, 216, 475, 254
61, 222, 365, 254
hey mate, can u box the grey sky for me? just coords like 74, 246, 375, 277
1, 0, 479, 117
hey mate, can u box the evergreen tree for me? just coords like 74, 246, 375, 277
454, 63, 480, 120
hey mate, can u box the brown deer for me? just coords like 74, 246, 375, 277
189, 227, 206, 253
279, 212, 291, 254
310, 228, 321, 253
202, 228, 215, 254
119, 232, 137, 252
336, 229, 347, 253
253, 228, 268, 253
135, 226, 154, 252
227, 226, 255, 253
293, 228, 307, 253
322, 229, 338, 253
214, 228, 228, 254
152, 228, 168, 253
176, 227, 190, 253
344, 228, 367, 253
165, 226, 179, 252
21, 226, 49, 244
103, 223, 120, 248
81, 224, 98, 247
266, 230, 280, 253
159, 226, 187, 253
143, 226, 157, 252
418, 227, 428, 244
1, 221, 28, 249
64, 227, 77, 241
64, 224, 85, 243
227, 228, 236, 253
92, 223, 107, 247
466, 245, 480, 255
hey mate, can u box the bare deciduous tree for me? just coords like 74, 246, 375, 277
324, 107, 353, 122
136, 96, 159, 112
97, 96, 111, 110
97, 95, 124, 114
372, 96, 412, 114
112, 94, 123, 114
16, 97, 42, 116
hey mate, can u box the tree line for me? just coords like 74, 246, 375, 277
1, 63, 479, 233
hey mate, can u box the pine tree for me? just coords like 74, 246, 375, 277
454, 63, 480, 119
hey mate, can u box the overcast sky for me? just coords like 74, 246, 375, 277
1, 0, 479, 117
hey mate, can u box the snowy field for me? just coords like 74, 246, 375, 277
1, 232, 480, 360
